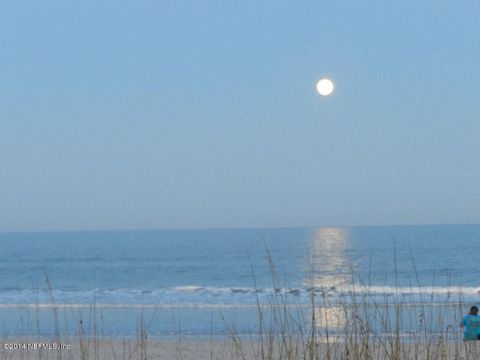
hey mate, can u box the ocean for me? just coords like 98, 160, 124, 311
0, 225, 478, 337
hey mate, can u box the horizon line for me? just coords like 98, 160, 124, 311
1, 222, 479, 235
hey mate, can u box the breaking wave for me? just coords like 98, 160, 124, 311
0, 285, 477, 307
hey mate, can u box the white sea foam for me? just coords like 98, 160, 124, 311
0, 284, 477, 307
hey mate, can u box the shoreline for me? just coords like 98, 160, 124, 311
1, 336, 479, 360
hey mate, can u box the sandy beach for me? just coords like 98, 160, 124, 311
2, 336, 480, 360
1, 337, 253, 360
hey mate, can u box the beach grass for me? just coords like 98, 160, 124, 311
0, 259, 478, 359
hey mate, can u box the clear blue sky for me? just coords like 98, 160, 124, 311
1, 1, 479, 231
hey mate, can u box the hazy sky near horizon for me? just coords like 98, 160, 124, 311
1, 1, 479, 232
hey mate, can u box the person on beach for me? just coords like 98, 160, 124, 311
462, 306, 480, 340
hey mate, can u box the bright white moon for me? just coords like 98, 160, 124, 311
316, 78, 334, 96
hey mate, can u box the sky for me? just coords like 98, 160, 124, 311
1, 1, 479, 232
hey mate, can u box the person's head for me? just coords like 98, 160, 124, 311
470, 306, 479, 315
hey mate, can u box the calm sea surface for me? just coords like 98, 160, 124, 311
0, 225, 478, 336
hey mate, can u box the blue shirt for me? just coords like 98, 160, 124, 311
463, 314, 480, 340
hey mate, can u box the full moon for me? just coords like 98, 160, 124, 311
316, 78, 334, 96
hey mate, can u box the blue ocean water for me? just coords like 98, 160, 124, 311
0, 225, 478, 336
